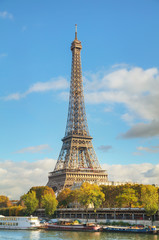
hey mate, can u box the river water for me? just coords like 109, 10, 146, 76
0, 230, 159, 240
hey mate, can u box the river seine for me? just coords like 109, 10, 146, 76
0, 230, 159, 240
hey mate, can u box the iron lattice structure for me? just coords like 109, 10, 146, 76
47, 26, 108, 192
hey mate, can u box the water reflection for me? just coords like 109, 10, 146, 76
28, 230, 41, 240
99, 232, 159, 240
60, 231, 102, 240
0, 230, 159, 240
37, 230, 159, 240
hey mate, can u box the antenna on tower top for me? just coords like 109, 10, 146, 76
75, 24, 77, 39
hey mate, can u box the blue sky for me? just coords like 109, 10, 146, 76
1, 0, 159, 199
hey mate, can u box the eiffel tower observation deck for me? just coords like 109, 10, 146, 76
47, 25, 108, 192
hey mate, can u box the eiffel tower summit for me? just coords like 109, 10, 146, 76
47, 25, 108, 192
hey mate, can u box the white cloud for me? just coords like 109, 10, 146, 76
3, 77, 69, 101
22, 25, 27, 32
85, 67, 159, 120
4, 93, 25, 101
136, 145, 159, 154
0, 53, 8, 58
104, 106, 113, 112
133, 152, 143, 156
27, 77, 68, 93
84, 66, 159, 138
121, 113, 134, 124
102, 163, 159, 185
111, 63, 130, 69
98, 145, 112, 152
0, 11, 13, 20
0, 158, 56, 199
59, 91, 69, 101
0, 168, 7, 175
0, 159, 158, 199
120, 120, 159, 138
15, 144, 52, 154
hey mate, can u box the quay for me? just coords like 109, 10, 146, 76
35, 207, 159, 226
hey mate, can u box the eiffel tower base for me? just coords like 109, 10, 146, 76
47, 169, 108, 193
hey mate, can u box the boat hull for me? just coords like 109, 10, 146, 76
103, 227, 157, 234
0, 226, 38, 230
47, 224, 101, 232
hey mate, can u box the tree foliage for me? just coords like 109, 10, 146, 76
100, 184, 144, 208
68, 189, 80, 208
28, 186, 55, 208
100, 185, 123, 207
0, 195, 12, 208
9, 206, 26, 216
22, 191, 38, 215
116, 188, 138, 208
57, 188, 72, 208
141, 185, 158, 218
78, 182, 105, 210
0, 206, 26, 216
42, 193, 58, 217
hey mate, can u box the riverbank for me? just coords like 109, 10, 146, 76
36, 207, 159, 226
53, 217, 159, 228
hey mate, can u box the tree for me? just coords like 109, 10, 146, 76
57, 188, 72, 208
100, 184, 144, 208
22, 191, 38, 215
29, 186, 55, 208
141, 185, 158, 224
90, 184, 105, 222
0, 195, 12, 208
69, 189, 80, 208
78, 182, 105, 222
9, 206, 25, 216
116, 188, 138, 208
42, 193, 58, 217
100, 185, 123, 208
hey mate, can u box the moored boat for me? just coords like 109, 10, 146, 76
0, 215, 40, 230
103, 225, 157, 234
47, 220, 101, 232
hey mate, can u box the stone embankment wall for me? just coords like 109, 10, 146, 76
35, 207, 159, 226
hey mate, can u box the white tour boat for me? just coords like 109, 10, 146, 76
0, 215, 40, 230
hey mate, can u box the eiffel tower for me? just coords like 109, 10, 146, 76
47, 25, 108, 192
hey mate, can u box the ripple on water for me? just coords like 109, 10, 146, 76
0, 230, 159, 240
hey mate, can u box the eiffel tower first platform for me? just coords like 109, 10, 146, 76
47, 25, 108, 192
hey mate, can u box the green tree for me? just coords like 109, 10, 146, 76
78, 182, 105, 222
116, 188, 138, 208
0, 195, 12, 208
22, 191, 38, 215
42, 193, 58, 217
57, 188, 72, 208
90, 184, 105, 222
141, 185, 158, 223
100, 184, 143, 208
9, 206, 26, 216
29, 186, 55, 208
69, 189, 80, 208
100, 185, 123, 207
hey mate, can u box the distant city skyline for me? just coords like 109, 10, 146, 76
0, 0, 159, 199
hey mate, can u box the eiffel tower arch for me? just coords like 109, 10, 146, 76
47, 25, 108, 192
